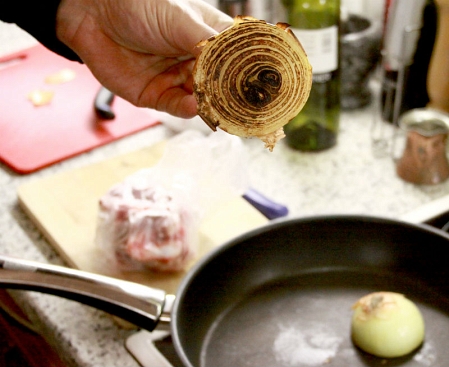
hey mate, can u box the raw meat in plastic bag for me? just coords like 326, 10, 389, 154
96, 178, 198, 272
95, 130, 249, 273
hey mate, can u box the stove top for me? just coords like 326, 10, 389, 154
126, 330, 181, 367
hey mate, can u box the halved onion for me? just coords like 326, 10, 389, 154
193, 16, 312, 151
351, 292, 425, 358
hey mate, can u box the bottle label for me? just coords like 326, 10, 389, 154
290, 26, 338, 74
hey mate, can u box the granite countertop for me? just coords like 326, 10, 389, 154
2, 21, 449, 367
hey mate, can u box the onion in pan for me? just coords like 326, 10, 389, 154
351, 292, 425, 358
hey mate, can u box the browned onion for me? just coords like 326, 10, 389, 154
193, 16, 312, 151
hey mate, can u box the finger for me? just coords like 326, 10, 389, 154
157, 90, 198, 119
140, 59, 198, 117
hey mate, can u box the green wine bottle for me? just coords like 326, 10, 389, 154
283, 0, 341, 151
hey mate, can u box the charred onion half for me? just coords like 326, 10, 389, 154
193, 16, 312, 151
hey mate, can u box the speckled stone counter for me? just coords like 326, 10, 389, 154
2, 21, 449, 367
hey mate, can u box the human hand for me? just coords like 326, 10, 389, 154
56, 0, 233, 118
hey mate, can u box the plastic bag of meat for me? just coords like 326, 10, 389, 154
95, 130, 249, 273
95, 176, 199, 272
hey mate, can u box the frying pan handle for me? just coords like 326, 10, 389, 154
0, 255, 168, 332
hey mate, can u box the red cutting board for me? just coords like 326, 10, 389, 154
0, 44, 160, 174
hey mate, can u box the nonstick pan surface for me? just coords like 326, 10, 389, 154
172, 215, 449, 367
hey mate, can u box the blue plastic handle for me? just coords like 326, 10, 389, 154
242, 188, 289, 220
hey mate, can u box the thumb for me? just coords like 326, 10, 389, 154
171, 0, 233, 55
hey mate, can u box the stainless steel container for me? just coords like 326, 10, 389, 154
340, 14, 381, 109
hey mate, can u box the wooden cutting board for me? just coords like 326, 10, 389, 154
17, 141, 268, 294
0, 44, 159, 174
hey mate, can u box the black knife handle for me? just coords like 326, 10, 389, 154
94, 86, 116, 120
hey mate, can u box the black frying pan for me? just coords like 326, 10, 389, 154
1, 215, 449, 367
